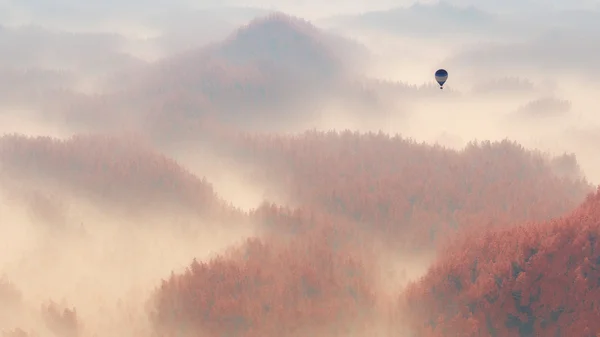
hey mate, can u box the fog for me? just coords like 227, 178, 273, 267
1, 0, 599, 336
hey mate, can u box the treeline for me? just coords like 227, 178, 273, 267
0, 130, 595, 336
402, 188, 600, 336
0, 279, 79, 337
238, 130, 591, 250
151, 228, 376, 337
0, 134, 240, 221
3, 131, 589, 249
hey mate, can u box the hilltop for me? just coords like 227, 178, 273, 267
0, 133, 241, 222
51, 13, 394, 137
403, 187, 600, 336
231, 131, 591, 250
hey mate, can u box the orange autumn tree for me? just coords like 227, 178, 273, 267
238, 130, 591, 250
402, 187, 600, 337
0, 134, 245, 223
149, 208, 377, 337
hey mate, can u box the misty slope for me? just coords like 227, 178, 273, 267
208, 131, 592, 250
0, 134, 244, 222
59, 13, 376, 135
151, 229, 377, 337
403, 187, 600, 336
218, 13, 342, 76
11, 11, 462, 141
0, 130, 593, 337
0, 136, 254, 337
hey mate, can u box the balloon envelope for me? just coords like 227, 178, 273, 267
435, 69, 448, 86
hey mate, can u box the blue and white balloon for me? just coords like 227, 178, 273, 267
435, 69, 448, 89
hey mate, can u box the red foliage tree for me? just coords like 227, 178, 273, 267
237, 130, 591, 250
0, 134, 243, 223
150, 208, 377, 337
402, 187, 600, 337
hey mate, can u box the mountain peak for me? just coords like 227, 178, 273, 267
217, 12, 340, 77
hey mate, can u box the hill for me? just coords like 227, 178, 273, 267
218, 13, 343, 78
0, 133, 240, 221
79, 13, 373, 136
402, 187, 600, 336
0, 131, 595, 337
229, 131, 591, 251
150, 206, 378, 337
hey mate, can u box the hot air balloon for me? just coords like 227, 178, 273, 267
435, 69, 448, 89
